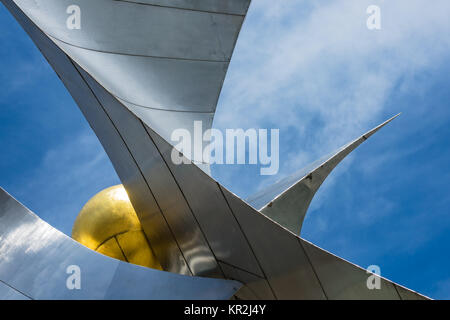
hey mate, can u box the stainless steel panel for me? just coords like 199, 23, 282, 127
148, 126, 266, 278
258, 180, 315, 235
106, 262, 239, 300
77, 64, 222, 278
246, 155, 326, 210
220, 187, 327, 300
218, 263, 274, 300
53, 39, 228, 112
14, 0, 246, 60
248, 115, 400, 235
300, 238, 427, 300
0, 281, 30, 300
3, 0, 432, 301
395, 284, 429, 300
11, 0, 249, 165
2, 0, 191, 275
0, 187, 241, 300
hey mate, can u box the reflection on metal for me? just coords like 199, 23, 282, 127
0, 188, 241, 300
247, 114, 400, 235
8, 0, 251, 174
0, 281, 30, 300
1, 0, 432, 300
299, 239, 428, 300
72, 185, 162, 270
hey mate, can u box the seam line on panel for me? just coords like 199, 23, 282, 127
217, 184, 278, 300
111, 0, 246, 17
393, 284, 403, 300
94, 230, 129, 251
69, 58, 193, 276
116, 96, 216, 113
216, 259, 266, 280
45, 36, 221, 114
3, 0, 196, 278
0, 279, 34, 300
48, 34, 231, 63
209, 15, 246, 114
142, 121, 226, 278
114, 236, 129, 262
298, 238, 329, 300
140, 229, 161, 267
215, 262, 264, 300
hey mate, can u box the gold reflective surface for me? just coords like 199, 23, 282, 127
72, 185, 162, 270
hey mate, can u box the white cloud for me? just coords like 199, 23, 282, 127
213, 3, 450, 296
215, 0, 450, 182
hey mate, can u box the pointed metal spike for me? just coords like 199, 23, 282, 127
249, 115, 400, 235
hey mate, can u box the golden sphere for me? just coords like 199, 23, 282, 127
72, 184, 162, 270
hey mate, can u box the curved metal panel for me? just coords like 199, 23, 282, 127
0, 281, 30, 300
148, 126, 268, 278
15, 0, 246, 60
300, 238, 429, 300
77, 64, 223, 278
218, 262, 274, 300
10, 0, 250, 168
0, 187, 241, 300
2, 0, 431, 300
220, 187, 326, 300
248, 115, 400, 235
113, 0, 251, 15
395, 284, 429, 300
52, 39, 228, 112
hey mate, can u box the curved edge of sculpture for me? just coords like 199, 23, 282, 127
0, 187, 242, 300
247, 114, 400, 235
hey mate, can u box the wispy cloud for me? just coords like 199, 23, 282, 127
213, 0, 450, 298
215, 0, 450, 184
11, 130, 120, 236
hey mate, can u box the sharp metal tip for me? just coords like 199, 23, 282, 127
362, 113, 401, 140
387, 112, 401, 122
377, 113, 401, 128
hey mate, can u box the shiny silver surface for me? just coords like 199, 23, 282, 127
2, 0, 431, 300
109, 0, 250, 15
11, 0, 251, 172
80, 65, 222, 278
300, 239, 429, 299
247, 115, 400, 235
0, 281, 30, 300
0, 187, 241, 300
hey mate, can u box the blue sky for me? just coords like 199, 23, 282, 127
1, 0, 450, 299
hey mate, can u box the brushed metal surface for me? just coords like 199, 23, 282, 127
15, 0, 246, 60
52, 40, 229, 112
110, 0, 251, 15
71, 185, 162, 270
218, 263, 274, 300
148, 126, 266, 278
79, 65, 223, 278
300, 238, 429, 300
10, 0, 250, 169
0, 281, 30, 300
0, 187, 241, 300
1, 0, 430, 300
2, 0, 192, 275
395, 284, 429, 300
220, 187, 327, 300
